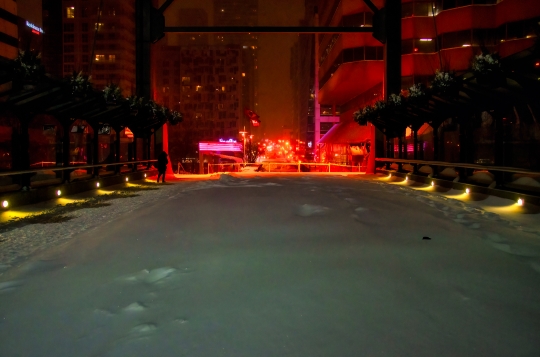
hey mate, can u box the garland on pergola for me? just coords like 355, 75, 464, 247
352, 51, 504, 128
353, 72, 453, 126
102, 83, 183, 126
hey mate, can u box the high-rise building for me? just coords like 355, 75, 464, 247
42, 0, 136, 96
155, 0, 260, 165
291, 0, 317, 160
213, 0, 258, 127
153, 45, 244, 161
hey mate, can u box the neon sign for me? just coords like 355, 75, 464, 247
219, 138, 237, 143
26, 21, 44, 34
199, 142, 243, 152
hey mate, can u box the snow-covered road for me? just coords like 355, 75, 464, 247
1, 174, 539, 356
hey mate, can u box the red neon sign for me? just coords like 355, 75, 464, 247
199, 142, 243, 152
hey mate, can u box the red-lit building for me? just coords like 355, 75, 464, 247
42, 0, 136, 95
311, 0, 540, 166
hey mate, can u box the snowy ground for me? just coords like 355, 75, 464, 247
1, 174, 540, 356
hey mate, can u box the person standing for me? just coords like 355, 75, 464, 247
157, 151, 168, 183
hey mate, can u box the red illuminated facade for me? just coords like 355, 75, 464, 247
318, 0, 539, 116
312, 0, 540, 163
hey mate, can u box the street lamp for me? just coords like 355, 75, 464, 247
239, 127, 247, 163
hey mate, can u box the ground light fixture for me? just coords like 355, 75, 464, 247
125, 177, 129, 182
405, 176, 409, 182
144, 173, 147, 178
431, 181, 435, 187
517, 198, 524, 206
2, 200, 8, 208
56, 190, 61, 196
466, 188, 470, 194
96, 182, 100, 188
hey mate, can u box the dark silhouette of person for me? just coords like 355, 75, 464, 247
157, 151, 168, 183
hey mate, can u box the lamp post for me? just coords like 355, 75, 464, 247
239, 126, 247, 163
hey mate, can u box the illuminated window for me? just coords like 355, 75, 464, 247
181, 77, 190, 85
95, 54, 105, 61
95, 23, 104, 30
242, 72, 246, 77
66, 7, 75, 18
108, 55, 115, 62
196, 85, 202, 91
222, 86, 226, 91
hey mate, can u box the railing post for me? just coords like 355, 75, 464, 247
115, 128, 121, 174
92, 126, 99, 177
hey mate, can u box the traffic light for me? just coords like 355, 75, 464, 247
150, 6, 165, 43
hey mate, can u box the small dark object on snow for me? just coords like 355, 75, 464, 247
423, 236, 431, 240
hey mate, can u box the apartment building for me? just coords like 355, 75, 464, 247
153, 45, 244, 160
214, 0, 259, 124
43, 0, 136, 95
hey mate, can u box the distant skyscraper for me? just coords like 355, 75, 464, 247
154, 0, 260, 164
42, 0, 136, 96
153, 45, 244, 160
213, 0, 258, 127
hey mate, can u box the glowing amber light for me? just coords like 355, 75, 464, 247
2, 200, 8, 208
431, 181, 435, 186
125, 177, 129, 182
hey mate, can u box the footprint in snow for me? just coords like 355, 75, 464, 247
0, 280, 23, 294
131, 323, 157, 334
123, 302, 148, 313
119, 267, 176, 284
296, 204, 329, 217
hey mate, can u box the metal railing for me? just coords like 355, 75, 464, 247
0, 160, 158, 193
375, 158, 540, 195
207, 162, 367, 174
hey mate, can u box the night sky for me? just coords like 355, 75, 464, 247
160, 0, 306, 138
